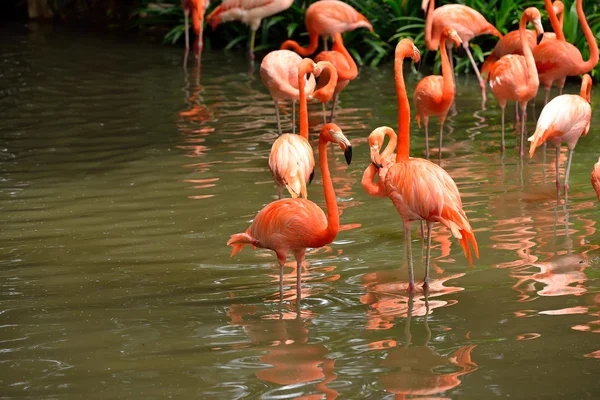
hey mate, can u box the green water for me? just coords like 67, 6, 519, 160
1, 26, 599, 399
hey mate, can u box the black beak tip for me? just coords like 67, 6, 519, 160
372, 161, 383, 169
344, 146, 352, 165
415, 59, 421, 72
537, 33, 543, 45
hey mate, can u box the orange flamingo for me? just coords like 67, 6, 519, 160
488, 7, 544, 155
528, 74, 592, 194
268, 59, 337, 199
227, 123, 352, 296
533, 0, 599, 104
280, 0, 372, 56
260, 50, 316, 135
422, 0, 502, 101
592, 158, 600, 202
361, 127, 397, 199
206, 0, 294, 60
368, 39, 478, 292
481, 0, 565, 80
182, 0, 210, 56
314, 32, 358, 122
414, 27, 462, 159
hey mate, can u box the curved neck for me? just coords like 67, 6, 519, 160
580, 76, 592, 102
575, 0, 599, 74
545, 0, 565, 41
440, 36, 455, 102
395, 51, 411, 162
424, 0, 435, 49
520, 14, 538, 91
381, 129, 398, 160
281, 33, 319, 56
313, 61, 338, 103
361, 164, 387, 197
318, 138, 339, 242
332, 33, 358, 80
297, 63, 311, 140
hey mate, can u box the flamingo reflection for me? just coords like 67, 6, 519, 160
226, 295, 338, 399
374, 293, 478, 398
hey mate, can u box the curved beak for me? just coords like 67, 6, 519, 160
533, 18, 544, 44
370, 145, 383, 169
413, 46, 421, 71
344, 146, 353, 165
450, 32, 463, 48
332, 130, 352, 165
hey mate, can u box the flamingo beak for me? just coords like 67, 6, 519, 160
344, 146, 353, 165
533, 19, 544, 44
370, 145, 383, 169
331, 129, 352, 165
413, 46, 421, 71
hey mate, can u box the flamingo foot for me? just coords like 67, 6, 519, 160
422, 279, 430, 291
407, 281, 415, 293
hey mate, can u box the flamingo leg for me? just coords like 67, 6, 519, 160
249, 29, 256, 61
463, 43, 486, 102
329, 93, 338, 122
424, 221, 433, 289
184, 9, 190, 50
447, 45, 457, 114
438, 116, 445, 160
295, 249, 306, 300
424, 117, 430, 159
500, 106, 505, 153
544, 87, 551, 105
277, 185, 283, 200
555, 146, 561, 190
564, 148, 574, 194
323, 36, 328, 51
274, 100, 282, 135
519, 103, 527, 157
404, 221, 415, 292
197, 18, 204, 55
292, 100, 296, 134
514, 102, 519, 125
322, 103, 327, 124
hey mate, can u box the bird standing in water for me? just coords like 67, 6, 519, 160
207, 0, 294, 60
182, 0, 210, 57
281, 0, 372, 56
414, 27, 462, 159
227, 123, 352, 298
528, 74, 592, 195
368, 39, 478, 292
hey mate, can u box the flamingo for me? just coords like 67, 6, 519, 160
206, 0, 294, 60
268, 59, 338, 199
361, 127, 397, 199
422, 0, 503, 101
280, 0, 373, 56
227, 122, 352, 297
488, 7, 544, 155
182, 0, 210, 56
414, 27, 462, 159
481, 0, 565, 80
367, 39, 478, 292
533, 0, 599, 104
260, 50, 316, 135
313, 32, 358, 122
592, 158, 600, 202
528, 74, 592, 195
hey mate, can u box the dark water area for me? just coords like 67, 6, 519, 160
1, 26, 599, 398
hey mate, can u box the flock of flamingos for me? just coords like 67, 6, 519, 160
181, 0, 599, 294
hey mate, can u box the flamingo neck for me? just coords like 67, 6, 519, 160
440, 36, 455, 103
318, 138, 339, 243
298, 65, 310, 140
576, 0, 599, 74
424, 0, 436, 49
545, 0, 565, 41
332, 33, 358, 80
580, 76, 592, 102
395, 52, 410, 162
361, 164, 387, 197
381, 128, 398, 160
281, 33, 319, 56
520, 14, 538, 92
313, 61, 338, 103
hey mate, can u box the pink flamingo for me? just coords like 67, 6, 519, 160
533, 0, 599, 104
361, 127, 397, 199
314, 32, 358, 122
481, 0, 565, 80
227, 122, 352, 296
528, 74, 592, 194
592, 158, 600, 202
368, 39, 478, 292
488, 7, 544, 155
206, 0, 294, 60
422, 0, 503, 101
182, 0, 210, 56
260, 50, 316, 135
414, 27, 462, 159
268, 59, 338, 199
280, 0, 372, 56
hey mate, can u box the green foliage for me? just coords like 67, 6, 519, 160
135, 0, 599, 79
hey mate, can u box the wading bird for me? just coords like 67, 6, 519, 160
361, 127, 397, 199
528, 74, 592, 195
260, 50, 316, 135
268, 59, 337, 199
368, 39, 478, 292
314, 32, 358, 122
422, 0, 502, 101
182, 0, 210, 56
227, 123, 352, 297
488, 7, 544, 155
533, 0, 599, 104
592, 158, 600, 202
280, 0, 372, 56
414, 27, 462, 159
206, 0, 294, 60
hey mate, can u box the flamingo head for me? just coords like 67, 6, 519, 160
524, 7, 544, 44
321, 123, 352, 165
421, 0, 430, 13
552, 1, 564, 16
396, 39, 421, 71
368, 127, 393, 168
443, 27, 462, 49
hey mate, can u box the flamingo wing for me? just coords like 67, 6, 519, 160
489, 55, 531, 101
432, 5, 500, 44
260, 50, 315, 101
306, 0, 372, 36
414, 75, 445, 119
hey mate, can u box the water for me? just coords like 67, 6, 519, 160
1, 26, 599, 399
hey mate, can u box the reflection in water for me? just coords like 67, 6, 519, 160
373, 293, 478, 398
226, 295, 338, 399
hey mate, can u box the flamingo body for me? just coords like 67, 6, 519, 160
592, 158, 600, 201
182, 0, 210, 54
269, 134, 315, 199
